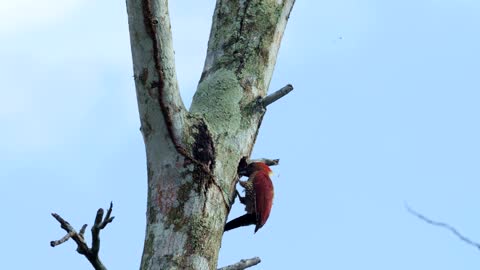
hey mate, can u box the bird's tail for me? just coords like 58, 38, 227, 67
224, 213, 256, 232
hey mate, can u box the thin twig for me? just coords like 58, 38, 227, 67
50, 232, 74, 247
406, 203, 480, 250
217, 257, 261, 270
100, 202, 114, 229
262, 84, 294, 107
79, 224, 88, 237
51, 203, 114, 270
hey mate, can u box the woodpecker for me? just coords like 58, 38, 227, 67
224, 162, 274, 233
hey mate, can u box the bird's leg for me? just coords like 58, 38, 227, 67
236, 189, 247, 205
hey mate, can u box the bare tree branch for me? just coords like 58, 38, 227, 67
91, 202, 115, 255
217, 257, 261, 270
127, 0, 187, 145
262, 84, 294, 107
406, 204, 480, 250
99, 202, 114, 229
50, 203, 114, 270
79, 224, 88, 237
50, 232, 74, 247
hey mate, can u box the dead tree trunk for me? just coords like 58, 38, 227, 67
124, 0, 294, 269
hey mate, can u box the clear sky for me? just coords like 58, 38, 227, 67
1, 0, 480, 269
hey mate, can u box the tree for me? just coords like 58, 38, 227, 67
51, 0, 295, 269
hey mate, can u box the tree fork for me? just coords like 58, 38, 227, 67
50, 0, 294, 268
43, 1, 298, 269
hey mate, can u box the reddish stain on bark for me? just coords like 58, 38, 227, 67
157, 183, 177, 215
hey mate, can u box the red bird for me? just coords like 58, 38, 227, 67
224, 162, 274, 233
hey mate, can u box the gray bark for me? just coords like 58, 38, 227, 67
126, 0, 295, 269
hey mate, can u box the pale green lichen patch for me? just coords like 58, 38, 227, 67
190, 69, 242, 135
236, 1, 283, 85
183, 215, 222, 269
187, 217, 210, 251
188, 255, 209, 270
165, 181, 195, 232
201, 0, 284, 90
210, 1, 241, 51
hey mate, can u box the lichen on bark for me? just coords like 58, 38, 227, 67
126, 0, 295, 269
191, 69, 243, 135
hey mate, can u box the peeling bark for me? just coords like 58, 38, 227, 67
126, 0, 295, 269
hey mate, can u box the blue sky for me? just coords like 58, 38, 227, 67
1, 0, 480, 269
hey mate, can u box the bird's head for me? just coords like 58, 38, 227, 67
247, 162, 273, 176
